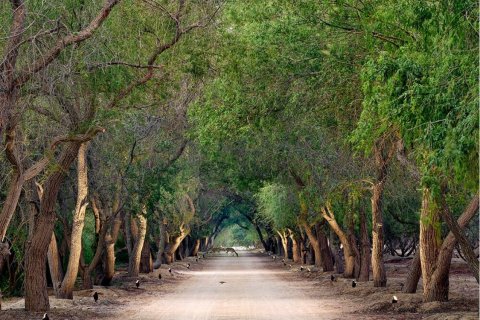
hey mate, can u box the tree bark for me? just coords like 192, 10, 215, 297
289, 231, 301, 263
370, 139, 394, 287
422, 192, 479, 301
47, 233, 64, 297
317, 228, 334, 272
191, 239, 201, 257
419, 188, 444, 302
153, 219, 167, 268
439, 190, 479, 282
163, 223, 188, 264
101, 214, 122, 286
24, 142, 81, 311
277, 230, 289, 260
321, 205, 355, 277
303, 223, 322, 267
403, 248, 421, 293
140, 237, 153, 273
347, 211, 361, 279
128, 213, 147, 277
358, 205, 370, 281
58, 143, 89, 299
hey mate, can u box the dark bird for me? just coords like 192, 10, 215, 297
158, 273, 162, 280
219, 281, 226, 284
300, 266, 304, 271
202, 253, 206, 258
330, 275, 336, 282
93, 291, 99, 303
352, 280, 357, 288
392, 295, 398, 304
282, 258, 285, 263
196, 258, 198, 262
288, 264, 292, 268
169, 268, 173, 275
42, 313, 49, 320
135, 280, 140, 288
187, 263, 191, 269
283, 262, 287, 266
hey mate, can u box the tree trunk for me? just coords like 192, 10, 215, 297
371, 139, 394, 287
439, 189, 479, 282
404, 248, 421, 293
101, 215, 122, 286
164, 236, 185, 264
303, 223, 322, 267
128, 214, 147, 277
254, 224, 270, 252
47, 233, 64, 296
139, 237, 153, 273
422, 192, 479, 302
358, 205, 371, 281
25, 142, 81, 311
419, 188, 444, 302
0, 172, 24, 241
163, 224, 188, 264
289, 232, 301, 263
371, 181, 387, 287
58, 143, 89, 299
276, 235, 283, 256
318, 228, 334, 272
321, 205, 355, 277
277, 230, 288, 260
191, 239, 201, 257
153, 220, 167, 268
347, 211, 361, 279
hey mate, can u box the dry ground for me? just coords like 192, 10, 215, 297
1, 251, 478, 319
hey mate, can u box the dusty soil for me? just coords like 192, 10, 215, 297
1, 252, 478, 319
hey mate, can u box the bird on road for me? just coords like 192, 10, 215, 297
352, 280, 357, 288
169, 268, 173, 275
42, 313, 49, 320
282, 258, 285, 263
392, 296, 398, 304
196, 258, 198, 262
283, 262, 287, 266
158, 273, 162, 280
300, 266, 304, 271
135, 280, 140, 288
187, 263, 191, 269
330, 275, 336, 282
219, 281, 226, 284
93, 291, 99, 303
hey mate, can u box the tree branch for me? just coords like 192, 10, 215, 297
14, 0, 121, 87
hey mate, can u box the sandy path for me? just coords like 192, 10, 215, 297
117, 252, 350, 320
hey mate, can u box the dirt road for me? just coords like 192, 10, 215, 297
117, 252, 353, 320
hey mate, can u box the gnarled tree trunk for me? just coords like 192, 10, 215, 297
288, 230, 301, 263
47, 233, 64, 297
303, 222, 322, 267
317, 227, 334, 272
163, 223, 188, 264
421, 192, 479, 301
191, 239, 201, 257
58, 143, 89, 299
25, 142, 81, 311
404, 248, 421, 293
321, 205, 355, 277
128, 213, 147, 277
277, 230, 289, 260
